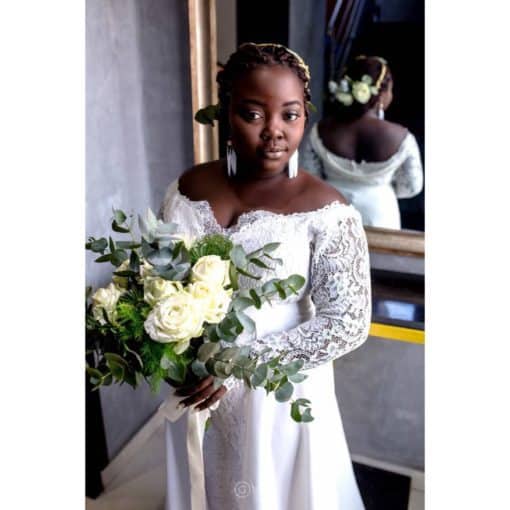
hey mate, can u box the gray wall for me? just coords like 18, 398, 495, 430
86, 0, 194, 459
334, 337, 424, 470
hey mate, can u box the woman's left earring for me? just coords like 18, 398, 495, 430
226, 141, 237, 177
288, 149, 299, 179
377, 103, 385, 120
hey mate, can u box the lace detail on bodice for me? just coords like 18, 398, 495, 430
159, 179, 371, 372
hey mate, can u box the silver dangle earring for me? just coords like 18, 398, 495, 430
377, 102, 385, 120
226, 140, 237, 177
287, 149, 299, 179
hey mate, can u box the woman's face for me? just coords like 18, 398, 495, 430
228, 65, 306, 176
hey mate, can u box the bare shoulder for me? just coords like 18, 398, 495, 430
178, 160, 225, 201
298, 171, 349, 209
372, 119, 408, 147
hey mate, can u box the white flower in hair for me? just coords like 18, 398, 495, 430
351, 82, 371, 104
328, 80, 338, 94
335, 90, 353, 106
339, 78, 350, 92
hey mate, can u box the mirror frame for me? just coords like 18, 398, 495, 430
187, 1, 424, 257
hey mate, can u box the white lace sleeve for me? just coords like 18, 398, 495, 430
300, 133, 327, 179
392, 134, 424, 198
249, 210, 371, 370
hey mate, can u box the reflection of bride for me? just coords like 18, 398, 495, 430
301, 56, 423, 229
159, 43, 371, 509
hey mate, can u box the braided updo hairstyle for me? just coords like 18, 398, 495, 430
216, 43, 312, 128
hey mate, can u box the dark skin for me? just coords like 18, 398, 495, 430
175, 65, 347, 412
318, 80, 409, 163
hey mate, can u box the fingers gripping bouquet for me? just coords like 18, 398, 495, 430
86, 209, 314, 423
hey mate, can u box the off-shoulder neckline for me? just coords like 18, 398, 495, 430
311, 122, 412, 168
171, 179, 354, 233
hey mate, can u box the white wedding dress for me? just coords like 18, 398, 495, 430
159, 178, 371, 510
301, 122, 424, 229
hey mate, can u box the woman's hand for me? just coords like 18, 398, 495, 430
175, 375, 228, 412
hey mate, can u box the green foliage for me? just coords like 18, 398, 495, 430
85, 205, 313, 421
194, 104, 221, 126
190, 234, 233, 264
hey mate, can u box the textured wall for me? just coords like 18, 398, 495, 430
334, 337, 424, 470
86, 0, 193, 459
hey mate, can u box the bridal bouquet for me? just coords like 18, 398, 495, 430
86, 208, 314, 423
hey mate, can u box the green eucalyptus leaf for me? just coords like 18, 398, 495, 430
284, 274, 306, 291
301, 408, 314, 422
249, 258, 271, 270
129, 250, 140, 272
232, 296, 254, 312
111, 249, 129, 267
88, 238, 108, 253
113, 209, 127, 224
249, 289, 262, 309
262, 242, 280, 253
230, 245, 248, 268
198, 342, 221, 362
146, 247, 173, 266
236, 311, 255, 334
86, 366, 103, 380
261, 279, 278, 294
104, 352, 128, 366
273, 282, 287, 299
214, 361, 232, 378
291, 401, 303, 422
191, 359, 209, 378
275, 381, 294, 402
115, 241, 141, 249
281, 359, 305, 376
216, 347, 240, 362
236, 267, 261, 280
288, 373, 308, 383
228, 263, 239, 291
109, 236, 116, 253
167, 362, 186, 383
112, 221, 131, 233
94, 254, 112, 263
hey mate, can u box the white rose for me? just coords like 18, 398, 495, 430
351, 81, 371, 104
191, 255, 230, 288
112, 259, 130, 289
139, 259, 155, 282
187, 281, 233, 324
144, 278, 183, 307
144, 290, 205, 353
92, 283, 124, 325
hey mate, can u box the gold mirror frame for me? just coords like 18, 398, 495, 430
187, 1, 424, 258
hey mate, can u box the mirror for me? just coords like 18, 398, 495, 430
191, 0, 424, 255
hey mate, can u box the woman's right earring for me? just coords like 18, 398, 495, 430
226, 141, 237, 177
377, 103, 385, 120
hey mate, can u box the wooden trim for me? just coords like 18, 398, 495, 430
187, 0, 219, 165
364, 226, 424, 257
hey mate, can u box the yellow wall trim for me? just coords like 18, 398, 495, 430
370, 322, 425, 344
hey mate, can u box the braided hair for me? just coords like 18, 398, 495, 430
216, 43, 312, 126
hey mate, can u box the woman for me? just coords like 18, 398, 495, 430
300, 56, 423, 229
159, 43, 371, 510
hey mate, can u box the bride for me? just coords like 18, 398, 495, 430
159, 42, 371, 510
